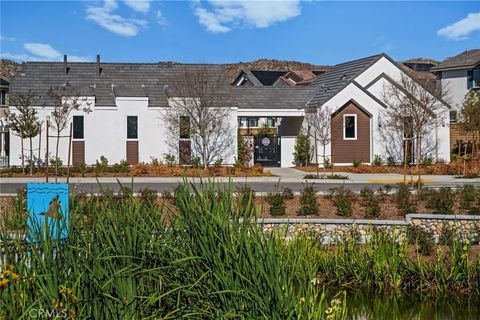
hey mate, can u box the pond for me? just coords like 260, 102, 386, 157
327, 288, 480, 320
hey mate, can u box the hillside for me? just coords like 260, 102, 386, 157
0, 59, 22, 80
222, 59, 331, 82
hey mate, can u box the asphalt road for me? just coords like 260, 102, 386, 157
1, 181, 479, 195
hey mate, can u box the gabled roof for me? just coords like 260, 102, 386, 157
234, 86, 317, 109
233, 69, 287, 86
9, 62, 228, 107
430, 49, 480, 72
307, 54, 385, 107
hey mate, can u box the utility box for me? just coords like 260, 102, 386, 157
26, 183, 69, 241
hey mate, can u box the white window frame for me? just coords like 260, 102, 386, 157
343, 114, 357, 140
247, 117, 259, 128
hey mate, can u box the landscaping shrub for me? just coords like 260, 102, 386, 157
293, 131, 311, 166
352, 160, 361, 168
95, 155, 109, 173
374, 155, 382, 166
406, 225, 434, 256
266, 191, 286, 216
214, 158, 223, 167
360, 187, 381, 218
395, 184, 416, 216
163, 153, 176, 166
386, 155, 395, 166
422, 157, 433, 165
282, 187, 294, 200
191, 156, 201, 168
330, 186, 353, 216
297, 183, 318, 215
112, 160, 130, 174
323, 157, 332, 169
426, 187, 454, 215
459, 184, 479, 214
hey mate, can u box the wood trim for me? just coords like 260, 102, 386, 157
72, 141, 85, 165
126, 141, 139, 165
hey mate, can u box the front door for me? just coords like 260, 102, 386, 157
254, 136, 281, 167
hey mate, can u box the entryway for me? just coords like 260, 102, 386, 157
254, 136, 281, 167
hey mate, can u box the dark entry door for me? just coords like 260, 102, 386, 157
254, 136, 281, 167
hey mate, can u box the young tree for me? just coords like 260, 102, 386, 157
7, 92, 41, 175
459, 90, 480, 162
237, 132, 253, 165
305, 105, 332, 177
293, 130, 311, 166
162, 66, 235, 169
47, 83, 90, 177
381, 73, 449, 185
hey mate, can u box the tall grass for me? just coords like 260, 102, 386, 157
0, 180, 343, 319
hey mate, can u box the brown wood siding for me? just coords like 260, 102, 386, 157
126, 141, 139, 165
179, 140, 191, 165
331, 101, 371, 164
72, 141, 85, 165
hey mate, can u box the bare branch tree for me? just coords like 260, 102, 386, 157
305, 105, 332, 177
381, 73, 449, 184
7, 91, 41, 175
162, 67, 235, 169
47, 83, 90, 177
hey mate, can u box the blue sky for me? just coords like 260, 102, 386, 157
1, 1, 479, 65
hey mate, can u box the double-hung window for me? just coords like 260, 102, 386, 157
343, 114, 357, 140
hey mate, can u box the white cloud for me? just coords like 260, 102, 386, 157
86, 0, 148, 37
0, 35, 16, 41
124, 0, 151, 13
438, 12, 480, 40
192, 0, 301, 33
24, 43, 62, 59
156, 10, 168, 27
2, 43, 92, 62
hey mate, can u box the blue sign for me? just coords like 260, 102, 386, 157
26, 183, 69, 241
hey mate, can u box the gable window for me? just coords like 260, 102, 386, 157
247, 118, 258, 128
179, 116, 190, 139
343, 114, 357, 140
73, 116, 84, 139
467, 69, 480, 89
127, 116, 138, 139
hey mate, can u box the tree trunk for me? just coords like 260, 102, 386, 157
29, 137, 34, 176
55, 130, 60, 181
202, 138, 208, 170
322, 144, 326, 178
20, 135, 25, 174
417, 135, 422, 190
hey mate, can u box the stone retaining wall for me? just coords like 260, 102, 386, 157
257, 214, 480, 243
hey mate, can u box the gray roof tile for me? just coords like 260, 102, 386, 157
307, 54, 384, 107
431, 49, 480, 72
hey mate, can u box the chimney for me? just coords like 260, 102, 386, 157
64, 55, 68, 75
96, 54, 101, 76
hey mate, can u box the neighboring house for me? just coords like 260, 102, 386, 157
0, 78, 9, 167
233, 70, 287, 86
431, 49, 480, 151
7, 53, 451, 168
273, 70, 325, 87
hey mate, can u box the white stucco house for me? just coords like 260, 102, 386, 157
6, 53, 451, 168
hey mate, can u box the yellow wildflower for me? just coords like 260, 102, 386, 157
5, 264, 14, 271
3, 270, 11, 277
52, 299, 64, 310
11, 273, 20, 281
71, 294, 78, 302
0, 278, 9, 288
